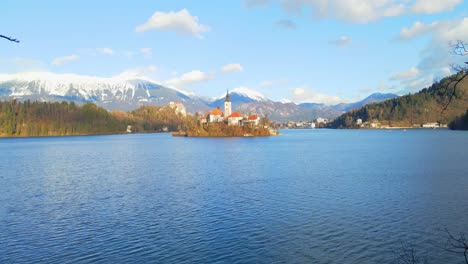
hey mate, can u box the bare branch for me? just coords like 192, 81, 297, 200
451, 40, 468, 57
443, 228, 468, 264
394, 243, 427, 264
442, 40, 468, 112
441, 72, 468, 112
0, 34, 20, 43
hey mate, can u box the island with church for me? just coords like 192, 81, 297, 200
173, 91, 279, 137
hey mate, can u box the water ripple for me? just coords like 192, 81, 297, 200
0, 130, 467, 263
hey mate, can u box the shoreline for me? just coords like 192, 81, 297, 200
0, 131, 171, 139
172, 131, 278, 138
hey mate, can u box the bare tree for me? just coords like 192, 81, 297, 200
440, 40, 468, 112
394, 243, 427, 264
0, 34, 20, 43
443, 228, 468, 264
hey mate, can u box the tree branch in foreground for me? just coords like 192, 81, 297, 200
0, 34, 20, 43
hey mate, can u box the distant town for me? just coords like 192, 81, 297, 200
278, 118, 448, 129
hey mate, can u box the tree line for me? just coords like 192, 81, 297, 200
328, 74, 468, 129
0, 100, 189, 137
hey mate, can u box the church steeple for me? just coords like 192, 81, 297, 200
224, 90, 232, 117
225, 90, 231, 102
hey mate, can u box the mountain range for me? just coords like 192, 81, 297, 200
0, 72, 398, 121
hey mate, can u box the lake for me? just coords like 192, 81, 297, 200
1, 129, 467, 263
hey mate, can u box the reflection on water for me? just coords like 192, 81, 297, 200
0, 130, 467, 263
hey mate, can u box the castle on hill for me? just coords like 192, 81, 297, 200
200, 90, 261, 127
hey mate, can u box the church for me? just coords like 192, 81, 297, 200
202, 90, 260, 126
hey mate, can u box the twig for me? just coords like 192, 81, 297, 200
0, 34, 20, 43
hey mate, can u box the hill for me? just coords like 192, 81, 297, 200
0, 100, 188, 137
328, 75, 468, 128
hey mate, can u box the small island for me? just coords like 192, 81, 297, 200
173, 91, 279, 137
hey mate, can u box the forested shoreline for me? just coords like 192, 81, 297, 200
328, 75, 468, 130
0, 100, 189, 137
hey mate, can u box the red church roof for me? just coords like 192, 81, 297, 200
211, 108, 223, 116
228, 112, 243, 118
248, 114, 259, 120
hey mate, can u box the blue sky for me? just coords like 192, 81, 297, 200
1, 0, 467, 103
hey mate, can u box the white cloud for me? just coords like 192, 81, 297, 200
281, 0, 406, 23
411, 0, 462, 14
220, 63, 244, 73
96, 48, 114, 55
329, 35, 353, 46
391, 17, 468, 93
440, 66, 454, 76
390, 67, 422, 81
388, 66, 455, 93
165, 70, 214, 87
359, 82, 398, 94
51, 55, 80, 66
136, 9, 210, 38
140, 48, 153, 59
290, 87, 343, 104
260, 0, 463, 24
403, 76, 434, 92
398, 21, 441, 40
399, 18, 468, 71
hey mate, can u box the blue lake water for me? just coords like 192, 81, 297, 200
0, 129, 467, 263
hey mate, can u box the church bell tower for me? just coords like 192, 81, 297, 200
224, 90, 232, 117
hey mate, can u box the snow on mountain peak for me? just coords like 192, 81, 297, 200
213, 86, 265, 102
0, 71, 154, 86
280, 98, 294, 104
231, 87, 266, 101
0, 71, 162, 99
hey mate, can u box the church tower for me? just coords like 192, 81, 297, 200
224, 90, 232, 117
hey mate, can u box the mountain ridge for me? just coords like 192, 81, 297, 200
0, 72, 398, 121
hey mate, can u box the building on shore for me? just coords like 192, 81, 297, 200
169, 101, 187, 116
422, 122, 440, 128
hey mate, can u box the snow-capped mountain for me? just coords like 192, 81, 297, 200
0, 72, 399, 121
228, 87, 267, 102
205, 87, 268, 109
0, 72, 206, 112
